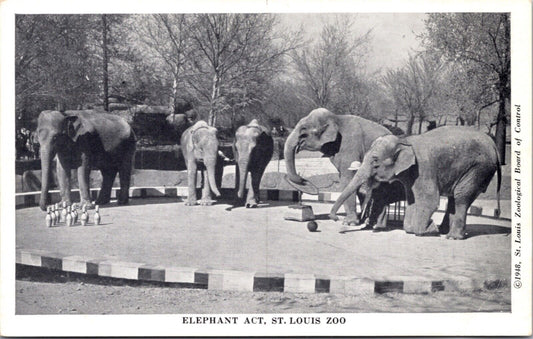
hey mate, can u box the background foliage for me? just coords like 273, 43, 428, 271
16, 13, 510, 158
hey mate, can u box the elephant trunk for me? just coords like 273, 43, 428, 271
237, 160, 248, 199
283, 127, 304, 184
237, 156, 250, 199
39, 147, 54, 211
330, 162, 371, 220
205, 157, 221, 197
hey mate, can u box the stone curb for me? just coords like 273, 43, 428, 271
16, 248, 509, 295
15, 186, 509, 220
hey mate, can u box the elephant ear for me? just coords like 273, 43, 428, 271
392, 142, 416, 176
65, 115, 92, 141
317, 119, 339, 145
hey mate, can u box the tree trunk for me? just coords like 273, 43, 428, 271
170, 74, 178, 114
495, 94, 507, 165
102, 14, 109, 112
418, 118, 423, 134
405, 113, 415, 135
208, 72, 220, 126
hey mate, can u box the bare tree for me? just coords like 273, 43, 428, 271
291, 15, 371, 110
188, 14, 301, 126
136, 14, 193, 113
422, 13, 510, 163
382, 53, 445, 135
15, 15, 98, 123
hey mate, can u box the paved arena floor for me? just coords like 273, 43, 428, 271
16, 198, 511, 283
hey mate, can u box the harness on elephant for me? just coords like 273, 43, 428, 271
192, 125, 209, 134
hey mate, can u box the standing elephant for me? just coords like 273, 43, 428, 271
284, 108, 391, 225
37, 110, 136, 211
233, 119, 274, 207
180, 120, 222, 206
330, 126, 501, 239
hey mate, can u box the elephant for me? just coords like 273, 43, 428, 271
330, 126, 501, 239
233, 119, 274, 207
284, 108, 391, 225
180, 120, 223, 206
37, 110, 136, 211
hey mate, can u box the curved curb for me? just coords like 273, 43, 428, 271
16, 248, 509, 295
15, 186, 509, 220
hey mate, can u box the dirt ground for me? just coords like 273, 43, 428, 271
16, 267, 510, 314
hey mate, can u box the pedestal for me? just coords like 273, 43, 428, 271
283, 204, 315, 222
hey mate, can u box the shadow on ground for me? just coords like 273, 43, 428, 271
465, 224, 511, 239
314, 212, 511, 239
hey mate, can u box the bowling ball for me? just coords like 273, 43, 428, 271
307, 220, 318, 232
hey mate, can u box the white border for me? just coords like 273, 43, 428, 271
1, 0, 531, 336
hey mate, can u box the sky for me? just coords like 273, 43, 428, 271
280, 13, 427, 73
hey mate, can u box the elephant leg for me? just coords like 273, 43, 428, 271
339, 172, 360, 226
96, 168, 117, 205
200, 169, 214, 205
446, 203, 468, 240
77, 153, 92, 207
440, 196, 454, 235
185, 160, 198, 206
246, 168, 263, 208
408, 179, 440, 236
117, 159, 132, 205
447, 172, 484, 240
56, 157, 72, 206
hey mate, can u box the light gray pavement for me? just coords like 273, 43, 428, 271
16, 198, 511, 281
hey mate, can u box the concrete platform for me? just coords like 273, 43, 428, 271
16, 197, 511, 295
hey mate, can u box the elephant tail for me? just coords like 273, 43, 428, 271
494, 151, 502, 218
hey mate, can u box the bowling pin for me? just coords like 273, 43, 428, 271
66, 206, 73, 226
54, 203, 60, 223
45, 208, 52, 227
61, 203, 67, 223
80, 209, 88, 226
94, 205, 101, 225
70, 205, 77, 224
51, 206, 57, 225
73, 204, 78, 223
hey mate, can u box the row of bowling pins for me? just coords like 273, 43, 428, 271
45, 202, 100, 227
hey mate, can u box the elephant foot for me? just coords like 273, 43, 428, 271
200, 199, 215, 206
117, 198, 129, 206
245, 200, 258, 208
95, 197, 111, 206
414, 220, 441, 237
372, 225, 387, 233
185, 200, 198, 206
80, 199, 93, 210
446, 230, 466, 240
342, 213, 361, 226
